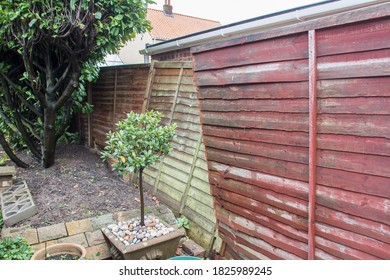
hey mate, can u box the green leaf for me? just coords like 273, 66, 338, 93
28, 18, 37, 27
70, 0, 76, 11
95, 12, 102, 20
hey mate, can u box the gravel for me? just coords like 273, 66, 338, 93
106, 214, 175, 246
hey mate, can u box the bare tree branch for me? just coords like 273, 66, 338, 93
55, 99, 73, 141
0, 75, 42, 160
0, 129, 29, 168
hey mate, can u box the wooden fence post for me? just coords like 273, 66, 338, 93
142, 60, 156, 113
112, 68, 118, 130
179, 134, 203, 213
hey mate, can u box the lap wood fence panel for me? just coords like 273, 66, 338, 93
88, 64, 150, 147
88, 62, 218, 252
142, 61, 217, 250
192, 3, 390, 260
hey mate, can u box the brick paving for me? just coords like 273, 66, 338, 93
1, 206, 205, 260
1, 212, 120, 260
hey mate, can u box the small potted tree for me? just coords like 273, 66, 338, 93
100, 111, 184, 259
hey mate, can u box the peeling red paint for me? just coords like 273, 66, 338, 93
192, 10, 390, 259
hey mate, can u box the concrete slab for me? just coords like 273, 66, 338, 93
37, 223, 67, 242
0, 166, 16, 176
85, 229, 105, 247
1, 226, 39, 244
58, 233, 88, 247
85, 243, 111, 260
0, 166, 15, 189
0, 181, 38, 226
31, 240, 59, 252
90, 214, 115, 230
65, 218, 93, 235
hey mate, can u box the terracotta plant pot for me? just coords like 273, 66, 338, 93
31, 243, 86, 260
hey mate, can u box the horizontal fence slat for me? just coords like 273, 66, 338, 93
202, 125, 309, 147
199, 98, 309, 113
204, 135, 308, 164
216, 208, 308, 259
317, 149, 390, 178
202, 111, 309, 132
194, 33, 308, 71
316, 205, 390, 244
213, 185, 308, 231
315, 222, 390, 259
318, 49, 390, 80
318, 114, 390, 138
317, 167, 390, 198
208, 148, 308, 182
196, 59, 308, 86
199, 82, 309, 100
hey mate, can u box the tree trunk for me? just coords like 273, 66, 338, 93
0, 130, 29, 168
139, 167, 145, 226
42, 107, 57, 168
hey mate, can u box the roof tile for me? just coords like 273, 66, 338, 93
147, 8, 221, 40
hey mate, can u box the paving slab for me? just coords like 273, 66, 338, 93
0, 166, 16, 189
0, 166, 16, 176
85, 243, 111, 260
58, 233, 88, 247
0, 181, 38, 226
37, 223, 67, 242
1, 226, 38, 244
182, 239, 206, 257
90, 214, 115, 230
31, 240, 59, 252
66, 218, 93, 235
85, 229, 105, 247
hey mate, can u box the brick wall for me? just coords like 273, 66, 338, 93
152, 48, 192, 61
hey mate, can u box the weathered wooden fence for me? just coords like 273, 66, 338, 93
88, 64, 150, 147
87, 62, 218, 251
141, 61, 217, 250
192, 4, 390, 259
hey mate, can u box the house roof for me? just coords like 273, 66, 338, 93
147, 8, 221, 40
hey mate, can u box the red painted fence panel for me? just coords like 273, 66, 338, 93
192, 7, 390, 259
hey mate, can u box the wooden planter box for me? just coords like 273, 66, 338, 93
101, 225, 186, 260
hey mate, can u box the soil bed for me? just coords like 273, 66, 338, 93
45, 253, 80, 260
12, 144, 156, 228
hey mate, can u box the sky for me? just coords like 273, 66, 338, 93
148, 0, 327, 25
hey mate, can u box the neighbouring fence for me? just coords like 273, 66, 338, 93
88, 64, 150, 147
86, 61, 218, 251
191, 3, 390, 259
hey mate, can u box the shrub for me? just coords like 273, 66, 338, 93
0, 237, 33, 260
176, 216, 190, 230
101, 111, 176, 225
0, 212, 3, 231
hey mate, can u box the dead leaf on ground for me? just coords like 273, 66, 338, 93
134, 198, 140, 203
152, 196, 160, 205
